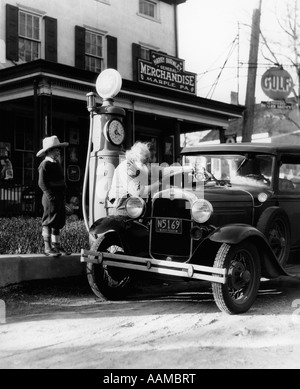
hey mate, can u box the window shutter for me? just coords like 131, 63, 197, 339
132, 43, 141, 82
44, 17, 57, 63
75, 26, 86, 69
6, 4, 19, 61
107, 35, 117, 70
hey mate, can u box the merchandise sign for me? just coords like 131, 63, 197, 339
261, 67, 294, 100
138, 51, 197, 94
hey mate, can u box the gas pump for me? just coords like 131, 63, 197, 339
83, 69, 126, 234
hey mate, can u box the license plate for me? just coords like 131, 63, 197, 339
156, 218, 182, 234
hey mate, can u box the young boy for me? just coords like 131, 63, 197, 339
37, 136, 70, 257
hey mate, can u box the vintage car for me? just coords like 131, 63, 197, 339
81, 143, 300, 314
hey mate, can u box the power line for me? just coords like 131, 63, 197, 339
199, 36, 240, 76
206, 37, 238, 99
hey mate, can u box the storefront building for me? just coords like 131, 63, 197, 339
0, 0, 244, 216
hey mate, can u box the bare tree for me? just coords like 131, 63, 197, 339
257, 0, 300, 135
261, 0, 300, 98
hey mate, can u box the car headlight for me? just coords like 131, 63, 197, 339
125, 197, 146, 219
258, 192, 268, 203
191, 199, 213, 223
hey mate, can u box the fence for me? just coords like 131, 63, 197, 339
0, 185, 36, 217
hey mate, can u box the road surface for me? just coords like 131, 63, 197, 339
1, 275, 300, 369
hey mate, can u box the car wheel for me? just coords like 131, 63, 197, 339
256, 207, 291, 268
212, 242, 261, 315
86, 232, 131, 300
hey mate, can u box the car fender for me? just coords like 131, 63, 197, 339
208, 224, 288, 279
89, 216, 128, 236
209, 224, 265, 245
89, 216, 149, 255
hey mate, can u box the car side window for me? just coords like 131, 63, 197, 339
279, 156, 300, 193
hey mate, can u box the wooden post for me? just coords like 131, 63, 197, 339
242, 0, 262, 142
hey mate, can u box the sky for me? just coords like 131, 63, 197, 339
177, 0, 298, 105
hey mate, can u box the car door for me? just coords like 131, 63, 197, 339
277, 154, 300, 248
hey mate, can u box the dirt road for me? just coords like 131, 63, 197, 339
1, 275, 300, 370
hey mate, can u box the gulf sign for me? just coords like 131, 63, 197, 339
261, 67, 294, 100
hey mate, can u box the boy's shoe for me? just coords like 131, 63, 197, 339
44, 247, 61, 257
53, 244, 71, 256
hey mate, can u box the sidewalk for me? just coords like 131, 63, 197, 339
0, 253, 84, 288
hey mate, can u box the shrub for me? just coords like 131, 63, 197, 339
0, 217, 89, 255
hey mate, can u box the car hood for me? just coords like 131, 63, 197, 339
154, 186, 261, 204
203, 186, 255, 203
203, 186, 256, 226
153, 186, 259, 226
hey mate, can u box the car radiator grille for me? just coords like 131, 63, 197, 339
150, 198, 192, 261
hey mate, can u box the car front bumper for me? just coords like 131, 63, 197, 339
81, 250, 227, 284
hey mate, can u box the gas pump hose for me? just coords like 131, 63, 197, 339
82, 113, 94, 234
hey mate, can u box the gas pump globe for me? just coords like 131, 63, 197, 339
84, 69, 126, 230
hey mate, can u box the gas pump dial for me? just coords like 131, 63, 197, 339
105, 119, 125, 146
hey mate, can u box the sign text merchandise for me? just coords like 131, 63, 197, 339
138, 51, 197, 94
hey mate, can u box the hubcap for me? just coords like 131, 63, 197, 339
241, 270, 251, 283
230, 262, 251, 289
269, 220, 287, 263
227, 250, 255, 302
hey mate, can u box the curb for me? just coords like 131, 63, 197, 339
0, 254, 85, 288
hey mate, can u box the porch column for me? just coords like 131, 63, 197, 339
34, 80, 42, 217
174, 119, 182, 163
37, 78, 52, 138
125, 109, 133, 150
219, 128, 226, 144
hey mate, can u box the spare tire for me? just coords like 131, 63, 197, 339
256, 207, 291, 267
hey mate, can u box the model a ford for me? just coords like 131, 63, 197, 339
81, 143, 300, 314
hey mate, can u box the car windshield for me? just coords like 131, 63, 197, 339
184, 153, 274, 189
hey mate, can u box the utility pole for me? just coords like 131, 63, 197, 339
242, 0, 262, 142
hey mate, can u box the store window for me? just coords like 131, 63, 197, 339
0, 143, 13, 183
137, 134, 159, 164
14, 117, 34, 185
19, 10, 41, 62
139, 0, 158, 20
85, 31, 103, 73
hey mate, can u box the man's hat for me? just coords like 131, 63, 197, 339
37, 136, 69, 157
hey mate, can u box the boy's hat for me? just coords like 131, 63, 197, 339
37, 136, 69, 157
